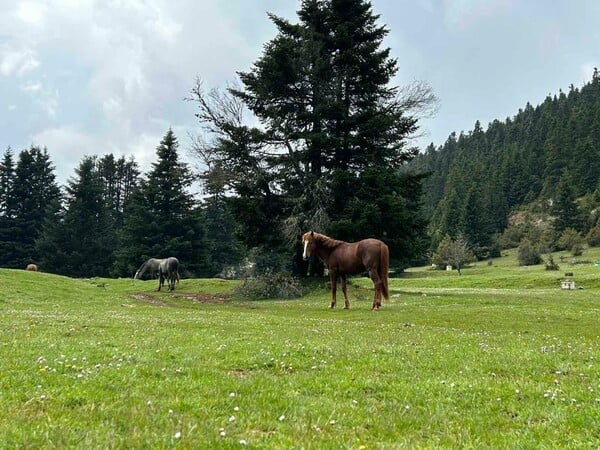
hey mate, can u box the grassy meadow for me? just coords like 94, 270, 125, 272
1, 248, 600, 448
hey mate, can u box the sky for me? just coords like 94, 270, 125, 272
1, 0, 599, 188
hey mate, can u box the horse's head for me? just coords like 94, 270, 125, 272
302, 231, 316, 260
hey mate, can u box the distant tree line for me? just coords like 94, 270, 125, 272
0, 131, 244, 278
410, 69, 600, 263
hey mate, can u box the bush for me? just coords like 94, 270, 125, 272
517, 238, 542, 266
557, 228, 584, 256
431, 234, 475, 275
544, 254, 560, 271
235, 270, 303, 299
497, 224, 525, 249
586, 221, 600, 247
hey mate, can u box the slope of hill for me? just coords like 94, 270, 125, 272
409, 69, 600, 253
2, 251, 600, 447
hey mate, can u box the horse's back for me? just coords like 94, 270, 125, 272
159, 257, 179, 272
328, 242, 364, 273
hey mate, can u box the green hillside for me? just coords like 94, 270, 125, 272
2, 247, 600, 447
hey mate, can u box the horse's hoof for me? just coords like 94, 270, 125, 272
344, 306, 350, 309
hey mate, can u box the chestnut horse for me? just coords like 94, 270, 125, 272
302, 231, 389, 310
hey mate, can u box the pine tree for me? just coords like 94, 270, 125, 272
0, 148, 19, 266
114, 130, 210, 277
191, 0, 434, 271
553, 171, 583, 233
201, 196, 246, 276
0, 147, 15, 216
4, 146, 61, 268
37, 156, 116, 277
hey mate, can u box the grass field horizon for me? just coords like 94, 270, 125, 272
2, 247, 600, 448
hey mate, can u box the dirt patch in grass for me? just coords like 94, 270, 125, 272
228, 368, 251, 378
131, 292, 227, 306
175, 293, 227, 304
131, 293, 168, 306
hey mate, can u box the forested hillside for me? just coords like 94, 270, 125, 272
409, 69, 600, 258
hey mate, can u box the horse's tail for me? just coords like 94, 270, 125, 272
379, 242, 389, 300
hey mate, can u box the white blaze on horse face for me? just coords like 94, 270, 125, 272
303, 238, 310, 260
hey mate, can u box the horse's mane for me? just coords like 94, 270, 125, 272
313, 232, 346, 249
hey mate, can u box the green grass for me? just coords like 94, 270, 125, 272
2, 248, 600, 448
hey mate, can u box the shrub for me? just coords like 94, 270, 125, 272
518, 238, 542, 266
544, 254, 560, 271
586, 221, 600, 247
557, 228, 584, 256
497, 223, 525, 249
431, 234, 475, 275
235, 270, 303, 299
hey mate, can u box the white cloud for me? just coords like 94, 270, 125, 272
580, 63, 598, 84
21, 80, 42, 92
16, 1, 47, 26
31, 126, 163, 184
19, 80, 59, 118
0, 46, 40, 77
31, 126, 94, 182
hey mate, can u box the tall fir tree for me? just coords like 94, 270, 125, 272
0, 147, 15, 216
553, 170, 583, 233
113, 129, 211, 277
1, 146, 61, 268
0, 148, 19, 266
192, 0, 434, 271
37, 156, 116, 276
97, 154, 140, 228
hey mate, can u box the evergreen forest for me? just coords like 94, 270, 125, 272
409, 70, 600, 262
1, 0, 599, 279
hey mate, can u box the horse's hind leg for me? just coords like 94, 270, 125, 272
341, 275, 350, 309
369, 269, 382, 310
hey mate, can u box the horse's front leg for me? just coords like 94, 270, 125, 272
329, 271, 337, 308
341, 274, 350, 309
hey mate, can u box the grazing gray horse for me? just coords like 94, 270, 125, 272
134, 257, 180, 291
